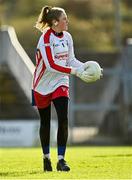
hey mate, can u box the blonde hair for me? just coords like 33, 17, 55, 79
35, 6, 65, 32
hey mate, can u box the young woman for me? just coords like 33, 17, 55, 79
32, 6, 95, 172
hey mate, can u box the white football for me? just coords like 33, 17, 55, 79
85, 61, 102, 80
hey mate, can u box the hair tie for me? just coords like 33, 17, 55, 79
44, 6, 52, 15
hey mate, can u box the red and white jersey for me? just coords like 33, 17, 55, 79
32, 28, 83, 95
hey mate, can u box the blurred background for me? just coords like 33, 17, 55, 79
0, 0, 132, 147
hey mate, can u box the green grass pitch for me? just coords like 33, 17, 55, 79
0, 146, 132, 179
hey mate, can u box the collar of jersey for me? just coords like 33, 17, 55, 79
50, 28, 64, 38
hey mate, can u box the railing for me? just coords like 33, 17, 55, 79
0, 26, 35, 101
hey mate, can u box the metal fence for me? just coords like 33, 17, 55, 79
69, 40, 132, 143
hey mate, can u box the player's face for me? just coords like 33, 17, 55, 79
57, 12, 68, 31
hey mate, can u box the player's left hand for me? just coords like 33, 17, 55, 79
80, 61, 103, 83
80, 71, 97, 83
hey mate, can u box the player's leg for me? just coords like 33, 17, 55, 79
53, 96, 70, 171
38, 106, 51, 159
33, 90, 52, 171
38, 105, 52, 171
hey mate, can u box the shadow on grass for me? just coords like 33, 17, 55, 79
0, 170, 42, 177
92, 154, 132, 158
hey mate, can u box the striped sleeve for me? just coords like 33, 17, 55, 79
39, 29, 72, 74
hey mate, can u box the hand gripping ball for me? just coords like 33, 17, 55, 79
84, 61, 103, 80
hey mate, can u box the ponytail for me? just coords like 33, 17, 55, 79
35, 6, 52, 32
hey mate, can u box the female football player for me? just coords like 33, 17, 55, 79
32, 6, 95, 172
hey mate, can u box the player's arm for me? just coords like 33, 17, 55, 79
66, 33, 102, 83
39, 37, 72, 75
39, 37, 86, 77
66, 33, 99, 71
67, 33, 83, 68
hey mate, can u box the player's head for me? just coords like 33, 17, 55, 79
35, 6, 68, 32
